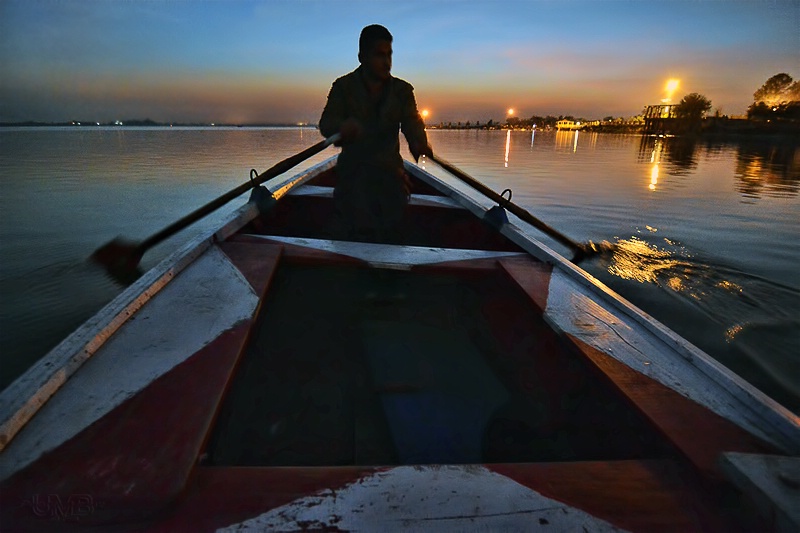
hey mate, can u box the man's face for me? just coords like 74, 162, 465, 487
362, 40, 392, 82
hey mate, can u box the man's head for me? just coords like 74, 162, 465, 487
358, 24, 392, 82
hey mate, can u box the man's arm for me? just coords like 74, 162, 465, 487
400, 85, 432, 161
319, 81, 345, 139
319, 79, 363, 145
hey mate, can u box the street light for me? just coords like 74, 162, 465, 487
662, 79, 680, 103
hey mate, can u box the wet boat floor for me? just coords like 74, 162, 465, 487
208, 263, 670, 466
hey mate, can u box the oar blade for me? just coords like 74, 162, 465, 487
571, 240, 617, 263
90, 238, 144, 285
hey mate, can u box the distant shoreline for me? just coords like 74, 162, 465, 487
0, 121, 317, 128
2, 119, 797, 142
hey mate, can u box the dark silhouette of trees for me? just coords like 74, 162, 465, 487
674, 93, 712, 121
748, 73, 800, 121
673, 93, 712, 133
753, 73, 798, 105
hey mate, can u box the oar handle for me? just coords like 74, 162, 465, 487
137, 133, 341, 253
428, 153, 587, 255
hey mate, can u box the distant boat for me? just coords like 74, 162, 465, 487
556, 119, 584, 131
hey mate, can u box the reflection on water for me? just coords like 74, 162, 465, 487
601, 234, 800, 400
504, 129, 511, 167
552, 130, 600, 153
605, 235, 682, 285
554, 130, 578, 153
735, 141, 800, 199
647, 138, 664, 191
638, 135, 799, 200
638, 135, 698, 179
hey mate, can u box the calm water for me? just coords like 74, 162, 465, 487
1, 127, 798, 413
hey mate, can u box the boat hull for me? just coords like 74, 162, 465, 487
1, 155, 798, 531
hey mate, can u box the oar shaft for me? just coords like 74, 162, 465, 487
429, 153, 585, 253
138, 133, 340, 252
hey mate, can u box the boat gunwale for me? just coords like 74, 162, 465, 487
0, 157, 337, 453
403, 160, 800, 453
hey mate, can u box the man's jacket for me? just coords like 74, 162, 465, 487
319, 66, 428, 179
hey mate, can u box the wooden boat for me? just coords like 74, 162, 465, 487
1, 152, 799, 532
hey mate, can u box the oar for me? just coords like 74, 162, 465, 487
91, 133, 341, 282
428, 153, 602, 262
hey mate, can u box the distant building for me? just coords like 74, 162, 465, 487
644, 104, 677, 119
556, 119, 584, 131
643, 104, 678, 134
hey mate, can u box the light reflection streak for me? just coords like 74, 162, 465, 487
504, 129, 511, 167
650, 162, 659, 190
648, 138, 665, 191
588, 131, 598, 149
554, 130, 579, 152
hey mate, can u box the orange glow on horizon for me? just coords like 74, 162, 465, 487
421, 109, 430, 119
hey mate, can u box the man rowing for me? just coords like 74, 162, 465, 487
319, 24, 432, 242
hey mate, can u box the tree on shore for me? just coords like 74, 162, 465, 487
752, 73, 799, 106
748, 73, 800, 121
674, 93, 712, 121
672, 93, 712, 133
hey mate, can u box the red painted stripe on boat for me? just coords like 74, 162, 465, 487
497, 256, 553, 313
567, 334, 778, 479
217, 241, 283, 296
0, 322, 252, 529
151, 466, 383, 532
488, 459, 719, 532
477, 274, 588, 436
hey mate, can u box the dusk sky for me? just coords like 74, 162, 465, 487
1, 0, 798, 124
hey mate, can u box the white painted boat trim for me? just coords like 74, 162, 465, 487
247, 234, 527, 270
0, 246, 259, 482
0, 158, 335, 453
405, 161, 800, 453
289, 183, 464, 209
268, 158, 337, 201
217, 465, 626, 532
720, 453, 800, 532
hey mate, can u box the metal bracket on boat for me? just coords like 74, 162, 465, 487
247, 168, 277, 213
483, 188, 512, 228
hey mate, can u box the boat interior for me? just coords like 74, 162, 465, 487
205, 167, 723, 469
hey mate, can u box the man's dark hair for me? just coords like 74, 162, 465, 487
359, 24, 392, 55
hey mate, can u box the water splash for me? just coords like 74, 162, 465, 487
604, 236, 684, 285
599, 234, 800, 399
